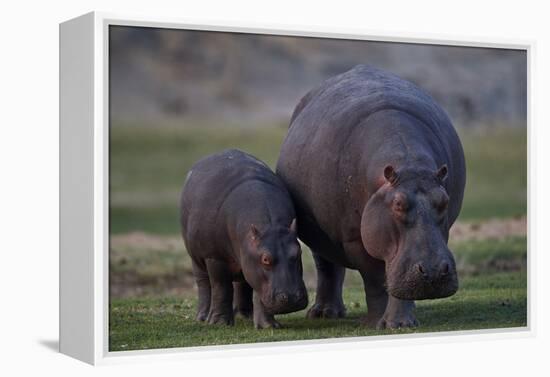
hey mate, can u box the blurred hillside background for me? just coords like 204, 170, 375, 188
108, 26, 527, 350
110, 26, 526, 129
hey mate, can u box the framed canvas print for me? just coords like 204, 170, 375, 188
59, 12, 531, 365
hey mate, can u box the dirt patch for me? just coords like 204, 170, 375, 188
111, 216, 527, 250
109, 270, 196, 298
109, 216, 527, 298
111, 232, 183, 252
449, 216, 526, 243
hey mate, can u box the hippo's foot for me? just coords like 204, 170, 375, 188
375, 297, 418, 330
254, 315, 282, 329
360, 310, 388, 328
376, 313, 419, 329
196, 309, 209, 322
306, 302, 346, 319
360, 292, 389, 328
206, 310, 235, 326
307, 254, 346, 319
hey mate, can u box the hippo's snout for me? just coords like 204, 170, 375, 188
387, 254, 458, 300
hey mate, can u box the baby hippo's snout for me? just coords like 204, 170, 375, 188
275, 292, 289, 305
275, 289, 307, 306
267, 286, 308, 315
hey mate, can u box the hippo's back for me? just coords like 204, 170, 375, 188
287, 65, 458, 146
277, 65, 466, 243
181, 149, 276, 229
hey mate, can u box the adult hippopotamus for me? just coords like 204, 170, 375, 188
180, 149, 308, 329
276, 65, 466, 329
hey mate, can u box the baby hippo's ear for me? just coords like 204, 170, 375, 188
436, 164, 448, 182
289, 218, 297, 234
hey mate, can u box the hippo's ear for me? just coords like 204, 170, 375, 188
436, 164, 448, 182
249, 224, 261, 243
289, 218, 297, 233
383, 165, 398, 185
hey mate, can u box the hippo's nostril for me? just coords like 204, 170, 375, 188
416, 263, 428, 278
440, 262, 450, 276
276, 293, 289, 304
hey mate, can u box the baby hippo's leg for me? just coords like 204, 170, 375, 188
233, 281, 253, 319
253, 291, 281, 329
204, 259, 235, 325
191, 259, 211, 322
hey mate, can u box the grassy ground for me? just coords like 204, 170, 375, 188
108, 124, 527, 351
459, 127, 527, 219
109, 236, 527, 351
110, 271, 527, 351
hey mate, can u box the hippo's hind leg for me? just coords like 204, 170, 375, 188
204, 258, 235, 326
307, 252, 346, 319
233, 281, 253, 319
191, 258, 211, 322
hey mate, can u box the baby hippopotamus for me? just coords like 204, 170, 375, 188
180, 149, 308, 328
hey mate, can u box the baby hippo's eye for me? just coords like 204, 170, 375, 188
260, 252, 273, 267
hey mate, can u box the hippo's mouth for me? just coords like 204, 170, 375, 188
262, 292, 309, 315
387, 274, 459, 300
385, 249, 459, 300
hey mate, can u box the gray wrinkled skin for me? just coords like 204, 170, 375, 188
180, 149, 308, 329
276, 65, 466, 329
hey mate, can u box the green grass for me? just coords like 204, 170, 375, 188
109, 125, 526, 234
458, 127, 527, 220
451, 236, 527, 275
109, 236, 527, 351
109, 271, 527, 351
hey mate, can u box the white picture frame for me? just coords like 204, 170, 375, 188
59, 11, 534, 365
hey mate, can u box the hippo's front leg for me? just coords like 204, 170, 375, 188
253, 291, 281, 329
361, 263, 418, 329
204, 259, 235, 326
376, 297, 418, 329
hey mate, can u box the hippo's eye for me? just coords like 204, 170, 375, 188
434, 192, 449, 212
392, 196, 409, 213
260, 253, 273, 267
